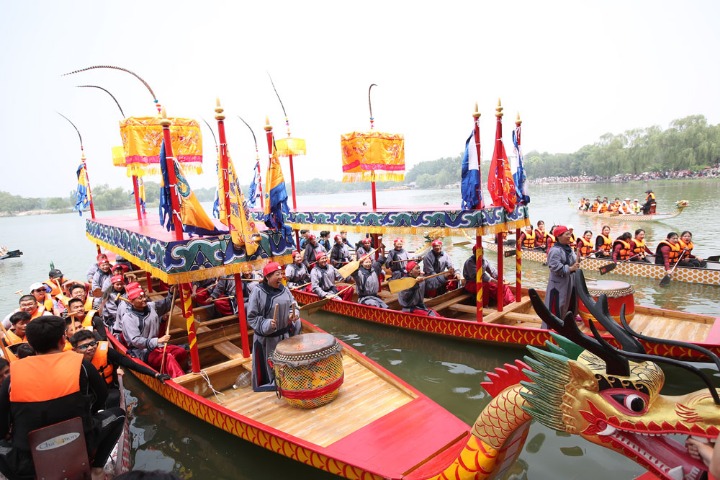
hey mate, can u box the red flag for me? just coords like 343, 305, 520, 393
487, 113, 517, 213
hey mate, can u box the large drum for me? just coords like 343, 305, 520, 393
578, 280, 635, 329
270, 333, 344, 409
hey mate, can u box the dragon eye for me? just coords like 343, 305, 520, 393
611, 393, 646, 413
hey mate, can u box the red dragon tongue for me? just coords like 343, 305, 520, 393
626, 433, 707, 480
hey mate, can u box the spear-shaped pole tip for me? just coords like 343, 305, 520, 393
473, 101, 480, 119
516, 112, 522, 126
496, 98, 504, 118
159, 107, 171, 127
264, 116, 272, 132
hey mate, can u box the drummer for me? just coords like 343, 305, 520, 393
246, 262, 302, 392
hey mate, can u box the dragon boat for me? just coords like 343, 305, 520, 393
469, 271, 720, 480
575, 200, 689, 223
282, 204, 720, 362
481, 241, 720, 287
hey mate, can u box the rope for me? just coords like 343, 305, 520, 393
198, 370, 224, 405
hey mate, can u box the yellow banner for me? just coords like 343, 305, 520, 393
340, 131, 405, 183
275, 137, 306, 157
217, 153, 259, 256
119, 116, 203, 177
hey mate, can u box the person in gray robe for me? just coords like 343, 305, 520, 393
285, 251, 310, 289
310, 252, 344, 298
302, 235, 327, 269
384, 238, 410, 280
355, 237, 372, 260
422, 239, 458, 297
329, 235, 351, 268
397, 261, 437, 316
351, 254, 388, 308
246, 262, 301, 392
544, 225, 580, 327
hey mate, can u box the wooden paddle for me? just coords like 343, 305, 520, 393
337, 249, 376, 278
300, 285, 354, 315
660, 251, 686, 287
707, 255, 720, 262
388, 271, 450, 294
160, 287, 178, 375
597, 254, 644, 275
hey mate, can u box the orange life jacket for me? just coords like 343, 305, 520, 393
608, 203, 619, 212
534, 229, 547, 248
632, 238, 648, 256
678, 239, 694, 256
2, 329, 26, 347
521, 230, 536, 249
91, 341, 114, 385
656, 240, 680, 264
546, 234, 556, 252
591, 201, 599, 212
598, 235, 612, 254
578, 237, 594, 257
598, 203, 608, 213
613, 239, 632, 261
9, 351, 82, 402
45, 278, 63, 297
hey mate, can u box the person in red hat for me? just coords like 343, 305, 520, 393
91, 254, 114, 299
285, 251, 311, 290
119, 283, 188, 378
302, 234, 326, 269
330, 234, 351, 269
351, 251, 388, 308
462, 247, 515, 306
422, 239, 458, 297
102, 274, 127, 330
384, 238, 410, 280
310, 252, 353, 301
355, 237, 373, 259
544, 225, 580, 326
247, 261, 302, 391
397, 261, 438, 316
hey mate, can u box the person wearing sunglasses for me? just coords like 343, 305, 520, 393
69, 329, 169, 409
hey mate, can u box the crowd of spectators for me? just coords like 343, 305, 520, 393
529, 165, 720, 184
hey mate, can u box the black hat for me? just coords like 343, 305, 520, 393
645, 189, 653, 193
49, 268, 63, 279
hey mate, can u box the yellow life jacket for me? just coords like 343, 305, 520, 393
598, 234, 612, 254
521, 230, 535, 249
613, 239, 632, 260
578, 237, 594, 257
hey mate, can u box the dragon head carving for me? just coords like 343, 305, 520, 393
521, 271, 720, 480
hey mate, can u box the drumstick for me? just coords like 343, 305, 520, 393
160, 287, 178, 375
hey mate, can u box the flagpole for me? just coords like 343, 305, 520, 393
160, 108, 201, 374
515, 113, 523, 302
368, 84, 378, 211
215, 99, 251, 359
494, 100, 505, 313
473, 103, 483, 323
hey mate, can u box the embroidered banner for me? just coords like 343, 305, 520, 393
340, 131, 405, 182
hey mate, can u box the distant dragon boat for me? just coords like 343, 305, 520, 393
482, 241, 720, 287
575, 200, 689, 223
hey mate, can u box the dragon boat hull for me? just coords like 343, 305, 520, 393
291, 285, 720, 362
576, 207, 686, 223
482, 242, 720, 287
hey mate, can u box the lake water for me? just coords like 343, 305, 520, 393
1, 180, 719, 479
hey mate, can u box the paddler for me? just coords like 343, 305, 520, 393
462, 246, 515, 306
595, 225, 612, 258
2, 312, 30, 348
642, 189, 656, 214
518, 225, 536, 250
29, 282, 54, 315
91, 254, 113, 297
422, 239, 458, 298
246, 262, 301, 392
302, 234, 326, 269
329, 234, 352, 269
654, 232, 681, 271
534, 220, 548, 250
397, 261, 437, 317
611, 232, 633, 262
66, 297, 105, 340
630, 229, 654, 263
577, 230, 594, 258
384, 238, 410, 280
352, 253, 388, 308
310, 252, 353, 301
678, 231, 706, 267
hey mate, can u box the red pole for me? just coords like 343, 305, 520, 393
496, 232, 504, 312
216, 99, 251, 358
132, 176, 143, 220
160, 110, 201, 373
494, 102, 505, 312
473, 104, 483, 322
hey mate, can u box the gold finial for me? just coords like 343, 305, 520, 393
159, 107, 171, 127
515, 112, 522, 126
264, 116, 272, 132
214, 97, 225, 120
495, 98, 503, 118
473, 101, 480, 119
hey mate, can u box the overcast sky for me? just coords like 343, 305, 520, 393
1, 1, 718, 197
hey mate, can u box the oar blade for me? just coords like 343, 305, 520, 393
453, 241, 472, 247
299, 297, 331, 314
337, 260, 360, 278
388, 277, 416, 294
504, 250, 517, 258
707, 255, 720, 262
659, 274, 671, 287
599, 263, 616, 275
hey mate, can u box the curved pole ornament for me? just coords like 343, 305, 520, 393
63, 65, 160, 112
76, 85, 125, 118
368, 83, 377, 130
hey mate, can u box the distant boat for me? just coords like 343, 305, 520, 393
0, 246, 22, 260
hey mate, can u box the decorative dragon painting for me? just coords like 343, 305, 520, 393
426, 270, 719, 480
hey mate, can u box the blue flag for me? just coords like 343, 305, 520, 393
73, 163, 90, 216
460, 131, 481, 210
511, 127, 530, 205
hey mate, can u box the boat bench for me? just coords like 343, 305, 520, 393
214, 340, 247, 360
173, 357, 250, 396
432, 293, 472, 314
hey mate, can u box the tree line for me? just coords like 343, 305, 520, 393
3, 114, 718, 214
